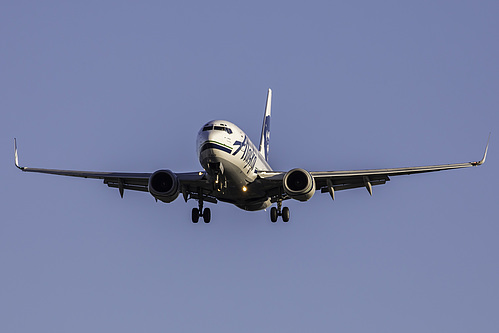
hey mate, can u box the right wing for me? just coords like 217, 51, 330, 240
14, 139, 214, 201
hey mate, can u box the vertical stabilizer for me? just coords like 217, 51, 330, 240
259, 89, 272, 161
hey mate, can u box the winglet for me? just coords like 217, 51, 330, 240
14, 138, 23, 170
471, 133, 490, 166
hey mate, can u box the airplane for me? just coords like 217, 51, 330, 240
15, 89, 489, 223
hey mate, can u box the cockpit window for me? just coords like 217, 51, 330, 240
214, 126, 233, 134
203, 125, 232, 134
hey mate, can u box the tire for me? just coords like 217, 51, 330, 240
282, 207, 290, 222
270, 207, 278, 223
192, 208, 199, 223
203, 208, 211, 223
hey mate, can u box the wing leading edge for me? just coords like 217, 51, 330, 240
14, 138, 209, 199
14, 134, 489, 203
258, 135, 489, 198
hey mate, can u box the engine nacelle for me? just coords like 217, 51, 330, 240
283, 168, 316, 202
148, 169, 180, 203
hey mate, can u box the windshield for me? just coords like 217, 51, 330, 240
204, 125, 232, 134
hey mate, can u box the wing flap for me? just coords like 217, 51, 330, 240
105, 181, 149, 192
319, 175, 389, 192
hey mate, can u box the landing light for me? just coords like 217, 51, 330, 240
242, 186, 247, 192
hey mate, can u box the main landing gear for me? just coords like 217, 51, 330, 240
192, 190, 211, 223
270, 200, 290, 223
192, 207, 211, 223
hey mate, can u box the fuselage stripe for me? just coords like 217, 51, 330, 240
204, 140, 233, 150
201, 141, 233, 154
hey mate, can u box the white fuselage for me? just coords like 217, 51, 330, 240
196, 120, 273, 211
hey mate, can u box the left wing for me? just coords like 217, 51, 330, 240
258, 136, 489, 199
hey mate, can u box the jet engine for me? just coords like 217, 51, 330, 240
283, 168, 316, 201
148, 170, 180, 203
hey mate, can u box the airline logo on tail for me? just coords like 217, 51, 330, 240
262, 115, 270, 160
259, 89, 272, 162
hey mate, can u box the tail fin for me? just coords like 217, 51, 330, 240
259, 88, 272, 161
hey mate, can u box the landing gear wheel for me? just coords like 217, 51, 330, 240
192, 208, 199, 223
270, 207, 278, 223
282, 207, 290, 222
203, 208, 211, 223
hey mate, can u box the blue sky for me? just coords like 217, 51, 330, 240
1, 1, 498, 332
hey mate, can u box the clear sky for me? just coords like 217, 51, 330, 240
1, 1, 498, 332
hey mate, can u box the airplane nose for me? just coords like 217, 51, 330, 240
199, 128, 212, 140
206, 130, 219, 142
198, 130, 218, 149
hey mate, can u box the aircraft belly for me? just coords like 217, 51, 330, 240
235, 199, 272, 211
200, 148, 271, 211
